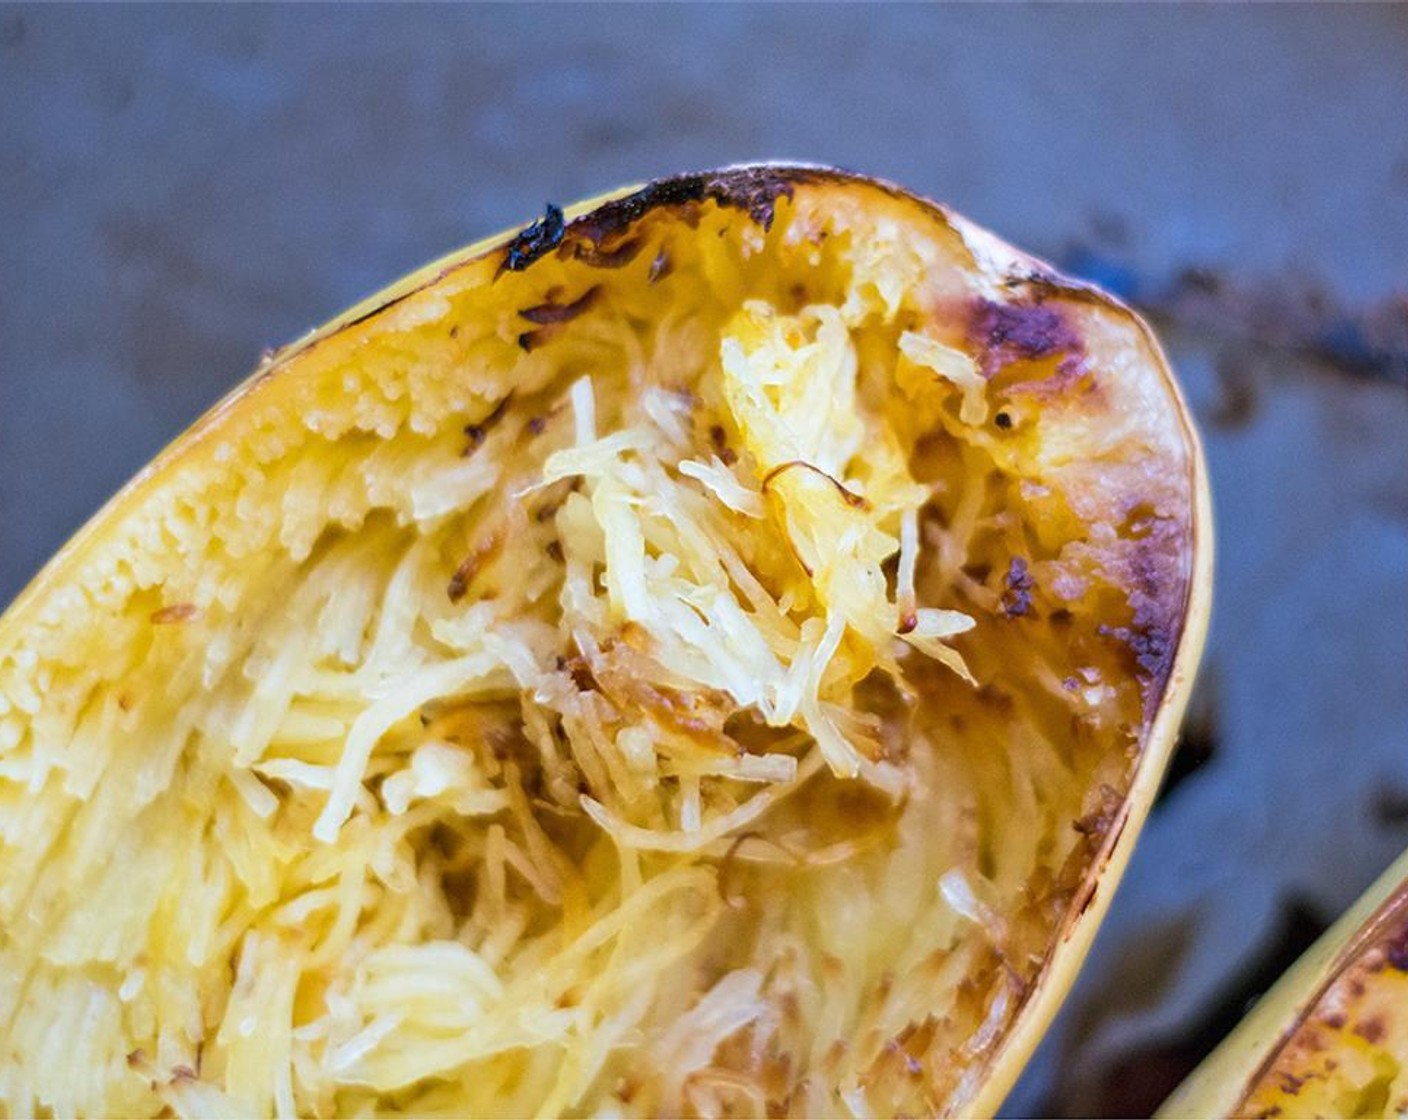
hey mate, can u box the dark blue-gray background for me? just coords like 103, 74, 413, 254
2, 6, 1406, 1115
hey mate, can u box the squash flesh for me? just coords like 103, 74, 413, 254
0, 172, 1201, 1117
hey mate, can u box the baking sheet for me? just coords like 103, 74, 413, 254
2, 7, 1405, 1113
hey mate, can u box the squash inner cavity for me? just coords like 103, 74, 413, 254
0, 184, 1193, 1118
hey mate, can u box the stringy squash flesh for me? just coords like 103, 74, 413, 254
0, 169, 1201, 1118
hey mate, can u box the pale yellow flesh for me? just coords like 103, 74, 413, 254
1162, 846, 1408, 1120
0, 169, 1208, 1118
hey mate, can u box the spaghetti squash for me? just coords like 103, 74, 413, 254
0, 165, 1210, 1117
1162, 848, 1408, 1119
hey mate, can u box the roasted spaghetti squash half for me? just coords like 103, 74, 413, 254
0, 165, 1210, 1118
1162, 847, 1408, 1120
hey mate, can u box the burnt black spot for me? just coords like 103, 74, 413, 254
499, 202, 566, 275
1072, 784, 1123, 841
709, 424, 737, 466
994, 411, 1013, 430
568, 236, 644, 269
1001, 556, 1035, 618
1101, 527, 1187, 714
1004, 265, 1065, 292
566, 166, 812, 251
1099, 622, 1174, 690
462, 394, 512, 456
566, 658, 598, 694
518, 286, 600, 326
446, 558, 475, 603
491, 170, 812, 287
968, 297, 1083, 377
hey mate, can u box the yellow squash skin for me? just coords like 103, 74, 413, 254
0, 165, 1211, 1117
1161, 847, 1408, 1120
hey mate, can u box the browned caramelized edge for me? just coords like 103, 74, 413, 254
259, 165, 1199, 721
